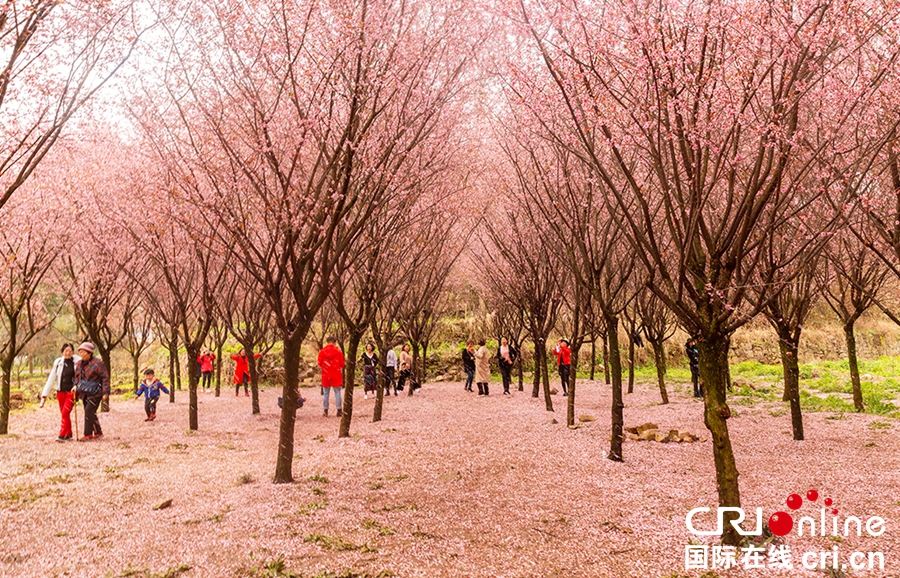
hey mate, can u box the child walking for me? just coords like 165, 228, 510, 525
135, 369, 169, 421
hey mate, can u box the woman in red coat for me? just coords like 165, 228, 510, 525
198, 350, 216, 392
317, 336, 345, 417
231, 348, 261, 397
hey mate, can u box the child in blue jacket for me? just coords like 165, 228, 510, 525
135, 369, 169, 421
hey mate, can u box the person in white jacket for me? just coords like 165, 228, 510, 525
41, 343, 77, 441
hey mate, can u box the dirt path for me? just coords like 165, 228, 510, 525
1, 380, 898, 577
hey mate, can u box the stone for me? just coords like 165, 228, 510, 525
626, 432, 640, 441
654, 432, 669, 443
550, 388, 559, 395
639, 429, 658, 441
578, 415, 595, 423
625, 426, 639, 435
153, 499, 173, 511
636, 422, 658, 435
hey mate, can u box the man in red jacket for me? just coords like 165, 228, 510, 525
317, 336, 345, 417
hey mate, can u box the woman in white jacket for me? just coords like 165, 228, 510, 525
41, 343, 77, 441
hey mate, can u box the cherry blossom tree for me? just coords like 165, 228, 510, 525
499, 138, 637, 458
0, 0, 147, 211
636, 289, 676, 405
0, 193, 63, 434
217, 272, 276, 414
135, 0, 484, 482
63, 249, 135, 411
512, 0, 900, 544
122, 297, 154, 393
760, 260, 821, 441
102, 165, 229, 430
480, 207, 564, 412
819, 228, 891, 411
208, 320, 229, 397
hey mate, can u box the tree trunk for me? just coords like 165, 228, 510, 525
517, 344, 524, 392
167, 336, 176, 403
651, 341, 669, 404
567, 347, 578, 426
99, 346, 112, 413
246, 345, 260, 415
606, 315, 624, 462
777, 332, 804, 441
339, 331, 362, 438
844, 321, 864, 412
627, 332, 635, 394
215, 340, 223, 397
602, 333, 610, 384
531, 336, 542, 398
421, 342, 428, 384
540, 344, 553, 412
131, 353, 140, 394
589, 338, 596, 381
408, 343, 420, 397
187, 345, 200, 431
0, 354, 13, 435
174, 348, 182, 391
697, 335, 742, 547
371, 325, 389, 423
373, 350, 386, 423
722, 334, 732, 393
274, 331, 303, 483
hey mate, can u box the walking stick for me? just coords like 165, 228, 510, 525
73, 394, 79, 441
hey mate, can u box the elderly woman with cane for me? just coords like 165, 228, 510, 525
73, 342, 110, 441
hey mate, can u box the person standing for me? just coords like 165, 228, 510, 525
40, 343, 77, 441
474, 338, 490, 396
461, 341, 476, 392
385, 347, 398, 396
497, 338, 518, 396
317, 336, 345, 417
361, 343, 378, 400
134, 368, 169, 421
231, 348, 261, 397
198, 350, 216, 392
686, 338, 701, 398
554, 339, 572, 396
73, 342, 110, 441
397, 344, 413, 391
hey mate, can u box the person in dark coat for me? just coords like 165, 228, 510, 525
361, 343, 378, 400
686, 338, 701, 398
496, 337, 518, 395
462, 341, 476, 392
74, 342, 110, 441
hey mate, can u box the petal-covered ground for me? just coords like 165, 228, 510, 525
1, 378, 897, 578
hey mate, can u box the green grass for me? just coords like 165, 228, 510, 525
303, 533, 376, 553
800, 391, 855, 413
297, 499, 328, 516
